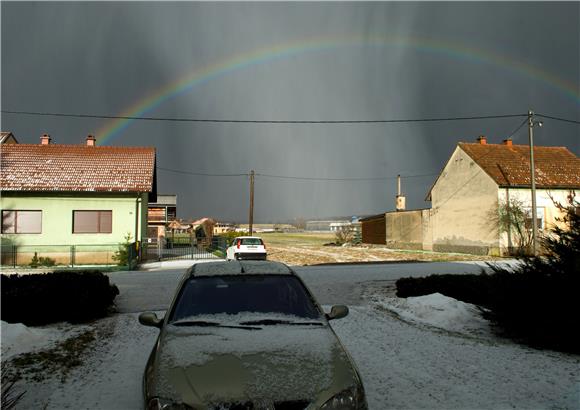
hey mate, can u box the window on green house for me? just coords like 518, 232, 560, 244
1, 210, 42, 233
73, 210, 112, 233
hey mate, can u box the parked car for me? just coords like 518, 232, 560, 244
139, 260, 367, 410
225, 236, 267, 261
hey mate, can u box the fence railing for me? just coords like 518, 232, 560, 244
0, 243, 138, 270
141, 236, 228, 262
1, 237, 229, 270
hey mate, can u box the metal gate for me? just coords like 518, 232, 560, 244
141, 236, 227, 262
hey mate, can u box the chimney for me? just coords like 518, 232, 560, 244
477, 135, 487, 145
40, 134, 51, 145
503, 138, 513, 146
395, 174, 406, 211
86, 135, 96, 146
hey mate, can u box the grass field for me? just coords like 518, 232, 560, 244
259, 232, 335, 246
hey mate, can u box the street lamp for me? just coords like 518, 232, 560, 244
527, 110, 543, 256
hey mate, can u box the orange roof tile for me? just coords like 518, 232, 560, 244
1, 143, 156, 192
458, 142, 580, 188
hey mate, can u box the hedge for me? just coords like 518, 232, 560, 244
1, 270, 119, 325
395, 270, 580, 353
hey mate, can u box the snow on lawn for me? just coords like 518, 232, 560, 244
1, 320, 89, 360
368, 292, 495, 340
3, 300, 580, 409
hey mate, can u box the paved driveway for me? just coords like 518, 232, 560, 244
108, 260, 497, 313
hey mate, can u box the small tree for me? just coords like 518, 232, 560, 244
30, 252, 56, 268
493, 197, 533, 256
335, 226, 354, 245
293, 217, 307, 230
112, 233, 134, 267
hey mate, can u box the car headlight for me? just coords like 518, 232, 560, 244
147, 397, 195, 410
320, 386, 367, 410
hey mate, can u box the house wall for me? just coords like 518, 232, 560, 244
430, 147, 500, 255
385, 210, 426, 250
0, 192, 148, 247
497, 188, 577, 253
361, 215, 386, 244
421, 209, 433, 251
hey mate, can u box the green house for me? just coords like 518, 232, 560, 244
0, 134, 156, 266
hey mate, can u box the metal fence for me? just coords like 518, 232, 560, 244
1, 237, 228, 270
141, 236, 228, 262
0, 243, 138, 270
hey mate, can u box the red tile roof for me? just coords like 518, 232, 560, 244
458, 142, 580, 188
1, 143, 156, 192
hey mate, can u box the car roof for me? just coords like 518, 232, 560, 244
234, 236, 263, 239
190, 260, 293, 277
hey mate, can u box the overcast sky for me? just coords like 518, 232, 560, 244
2, 2, 579, 223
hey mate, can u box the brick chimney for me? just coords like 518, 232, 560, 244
86, 135, 96, 146
503, 138, 513, 146
477, 135, 487, 145
40, 134, 51, 145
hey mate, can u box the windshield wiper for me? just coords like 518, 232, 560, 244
239, 319, 323, 326
171, 320, 261, 330
171, 320, 220, 327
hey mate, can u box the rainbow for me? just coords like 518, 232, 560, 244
96, 34, 580, 145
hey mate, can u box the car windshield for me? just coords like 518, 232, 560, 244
169, 275, 322, 323
240, 238, 263, 246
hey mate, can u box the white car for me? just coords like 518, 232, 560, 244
226, 236, 267, 261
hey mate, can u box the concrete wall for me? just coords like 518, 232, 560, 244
361, 214, 386, 244
430, 146, 500, 255
385, 210, 425, 250
0, 192, 148, 247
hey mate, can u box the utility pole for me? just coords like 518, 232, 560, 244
249, 170, 255, 235
527, 110, 543, 256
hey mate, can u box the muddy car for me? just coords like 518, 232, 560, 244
139, 260, 367, 410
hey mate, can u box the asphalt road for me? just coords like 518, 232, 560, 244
108, 260, 498, 313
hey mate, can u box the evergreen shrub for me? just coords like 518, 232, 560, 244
395, 194, 580, 353
1, 270, 119, 325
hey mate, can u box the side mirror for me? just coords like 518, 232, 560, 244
139, 312, 164, 328
326, 305, 349, 321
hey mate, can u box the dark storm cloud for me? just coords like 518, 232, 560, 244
2, 2, 579, 222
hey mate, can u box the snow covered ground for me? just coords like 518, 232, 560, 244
2, 288, 579, 409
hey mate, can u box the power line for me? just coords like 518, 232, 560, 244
157, 166, 248, 177
505, 118, 529, 140
156, 165, 439, 181
535, 113, 580, 125
3, 109, 578, 125
1, 109, 527, 124
255, 172, 439, 181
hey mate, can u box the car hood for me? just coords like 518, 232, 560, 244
149, 324, 358, 408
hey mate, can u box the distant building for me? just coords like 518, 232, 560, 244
360, 214, 386, 244
147, 194, 177, 240
213, 222, 236, 235
306, 220, 350, 231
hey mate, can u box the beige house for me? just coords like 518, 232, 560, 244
426, 136, 580, 255
363, 136, 580, 255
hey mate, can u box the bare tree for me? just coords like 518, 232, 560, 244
493, 197, 534, 256
335, 226, 354, 245
292, 217, 306, 230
